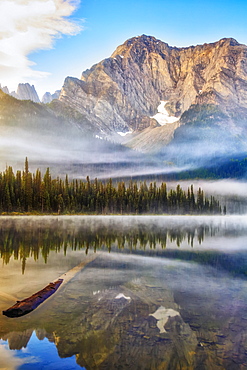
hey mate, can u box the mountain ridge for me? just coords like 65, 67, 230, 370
59, 34, 247, 155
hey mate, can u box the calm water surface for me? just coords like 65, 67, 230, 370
0, 215, 247, 370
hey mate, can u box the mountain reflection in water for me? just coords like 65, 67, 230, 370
0, 215, 247, 369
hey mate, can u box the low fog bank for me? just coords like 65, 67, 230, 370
158, 120, 247, 180
1, 131, 243, 184
1, 123, 247, 215
170, 179, 247, 197
166, 179, 247, 214
0, 126, 190, 180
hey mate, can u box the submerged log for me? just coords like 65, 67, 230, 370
2, 279, 63, 318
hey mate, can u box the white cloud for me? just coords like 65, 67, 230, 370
0, 0, 82, 91
0, 342, 25, 369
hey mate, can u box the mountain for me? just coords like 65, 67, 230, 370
0, 84, 9, 94
0, 89, 156, 178
0, 89, 95, 167
0, 82, 41, 103
1, 35, 247, 179
15, 83, 40, 103
59, 35, 247, 160
42, 90, 61, 104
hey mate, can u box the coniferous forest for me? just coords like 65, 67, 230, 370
0, 158, 223, 215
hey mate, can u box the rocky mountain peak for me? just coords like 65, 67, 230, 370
111, 34, 171, 59
0, 84, 9, 95
122, 34, 169, 49
0, 82, 41, 103
217, 37, 240, 46
16, 83, 40, 103
42, 90, 61, 104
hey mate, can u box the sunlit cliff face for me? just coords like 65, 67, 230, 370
60, 36, 247, 147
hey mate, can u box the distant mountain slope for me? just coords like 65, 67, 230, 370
16, 83, 40, 103
0, 90, 156, 178
159, 104, 247, 166
42, 90, 61, 104
0, 83, 41, 103
0, 89, 90, 165
0, 89, 89, 134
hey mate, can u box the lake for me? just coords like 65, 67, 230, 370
0, 215, 247, 369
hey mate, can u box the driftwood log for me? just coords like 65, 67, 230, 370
2, 279, 63, 318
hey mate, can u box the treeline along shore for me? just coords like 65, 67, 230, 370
0, 158, 223, 215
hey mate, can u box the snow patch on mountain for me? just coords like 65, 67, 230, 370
152, 101, 179, 126
117, 131, 132, 137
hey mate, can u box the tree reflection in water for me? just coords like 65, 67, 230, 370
0, 216, 246, 276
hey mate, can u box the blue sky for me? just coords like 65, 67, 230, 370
1, 0, 247, 98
